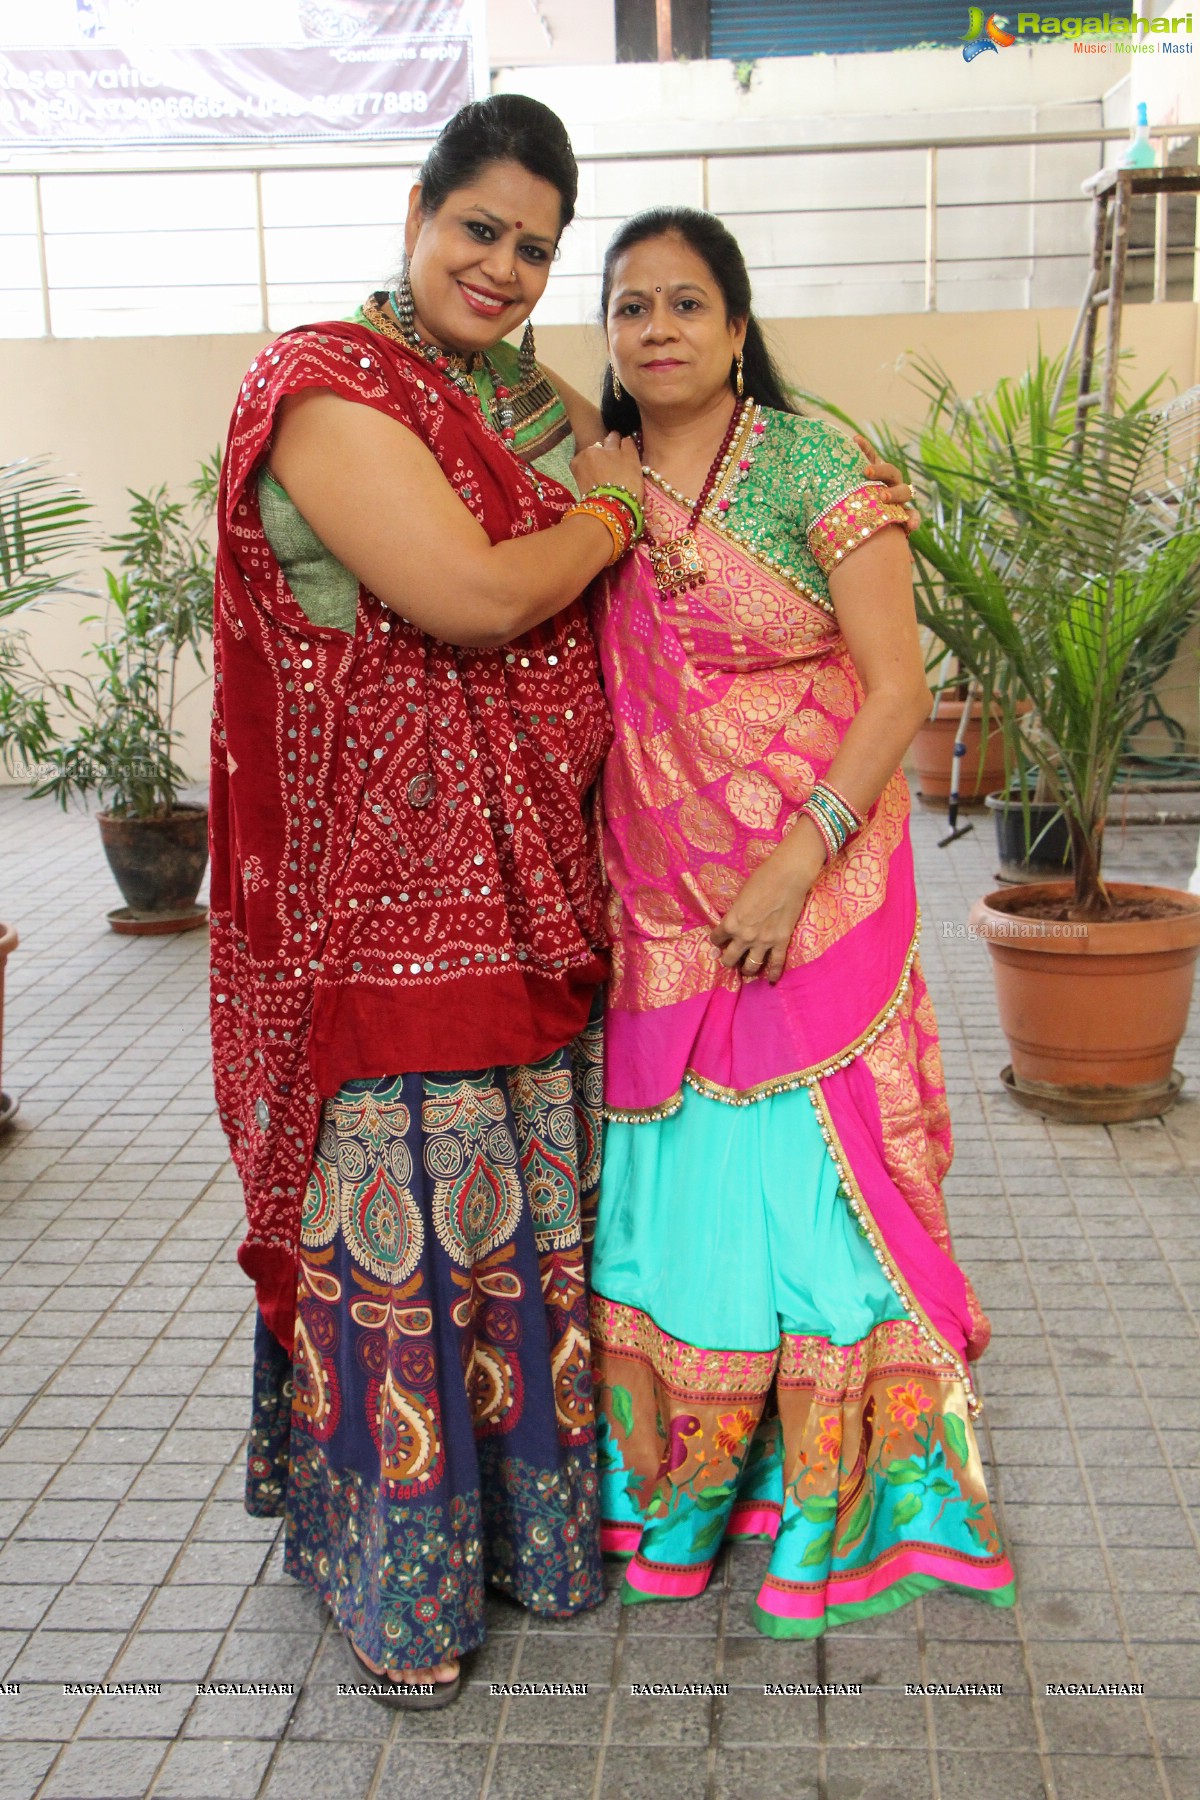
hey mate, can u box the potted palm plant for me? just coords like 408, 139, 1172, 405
0, 457, 96, 1127
29, 457, 219, 933
904, 356, 1200, 1121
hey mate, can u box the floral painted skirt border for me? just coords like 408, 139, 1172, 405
593, 1302, 1015, 1637
246, 1012, 606, 1670
590, 1080, 1015, 1637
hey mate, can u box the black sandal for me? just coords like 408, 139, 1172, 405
342, 1633, 462, 1710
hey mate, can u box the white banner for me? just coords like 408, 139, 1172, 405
0, 1, 484, 147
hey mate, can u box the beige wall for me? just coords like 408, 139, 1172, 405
3, 301, 1198, 785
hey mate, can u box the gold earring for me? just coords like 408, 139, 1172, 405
519, 318, 536, 382
611, 365, 622, 401
735, 351, 745, 398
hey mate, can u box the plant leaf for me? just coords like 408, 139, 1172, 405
942, 1412, 969, 1468
610, 1384, 634, 1439
891, 1492, 924, 1529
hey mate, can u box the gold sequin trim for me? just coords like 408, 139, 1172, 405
604, 913, 921, 1123
808, 485, 910, 579
806, 1077, 980, 1416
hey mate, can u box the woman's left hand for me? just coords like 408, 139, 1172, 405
709, 855, 813, 985
853, 433, 920, 533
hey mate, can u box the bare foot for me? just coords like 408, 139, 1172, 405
398, 1661, 459, 1686
349, 1640, 459, 1685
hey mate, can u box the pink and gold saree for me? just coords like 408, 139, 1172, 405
588, 405, 1015, 1634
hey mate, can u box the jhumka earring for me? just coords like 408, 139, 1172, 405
519, 317, 537, 382
393, 263, 416, 338
610, 365, 623, 401
735, 350, 745, 398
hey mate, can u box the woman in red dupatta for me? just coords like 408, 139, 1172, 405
210, 97, 644, 1700
589, 211, 1016, 1636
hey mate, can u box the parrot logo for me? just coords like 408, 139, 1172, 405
962, 10, 1017, 59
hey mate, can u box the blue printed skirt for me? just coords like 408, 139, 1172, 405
246, 1008, 605, 1670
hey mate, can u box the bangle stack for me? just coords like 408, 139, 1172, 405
801, 780, 865, 863
582, 484, 645, 540
565, 483, 644, 567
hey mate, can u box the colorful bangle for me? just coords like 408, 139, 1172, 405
582, 483, 645, 539
800, 780, 865, 863
577, 495, 634, 552
566, 499, 629, 566
802, 802, 842, 863
805, 793, 852, 851
816, 780, 865, 832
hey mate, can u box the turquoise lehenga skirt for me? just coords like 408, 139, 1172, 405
591, 1084, 1015, 1636
247, 1006, 605, 1671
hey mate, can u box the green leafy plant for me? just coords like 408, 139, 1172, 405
894, 352, 1200, 919
0, 458, 95, 779
33, 454, 220, 820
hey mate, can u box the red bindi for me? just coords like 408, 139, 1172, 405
515, 220, 523, 229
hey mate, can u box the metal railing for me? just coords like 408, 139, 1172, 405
3, 122, 1198, 337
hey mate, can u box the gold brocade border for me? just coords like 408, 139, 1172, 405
590, 1293, 778, 1400
776, 1315, 959, 1397
604, 911, 922, 1124
805, 1079, 980, 1417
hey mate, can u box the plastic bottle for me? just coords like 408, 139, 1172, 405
1121, 102, 1157, 170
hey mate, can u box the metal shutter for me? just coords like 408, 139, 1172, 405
709, 1, 1113, 59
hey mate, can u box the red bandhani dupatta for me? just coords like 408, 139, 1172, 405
210, 322, 611, 1346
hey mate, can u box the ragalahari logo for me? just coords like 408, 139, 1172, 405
962, 10, 1017, 58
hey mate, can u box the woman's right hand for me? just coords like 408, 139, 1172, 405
570, 432, 644, 506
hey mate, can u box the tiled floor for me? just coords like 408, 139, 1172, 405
1, 786, 1198, 1800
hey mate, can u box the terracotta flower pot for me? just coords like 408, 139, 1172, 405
0, 922, 17, 1131
968, 881, 1200, 1121
910, 699, 1012, 809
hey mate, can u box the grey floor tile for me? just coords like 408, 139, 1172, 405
1048, 1754, 1169, 1800
78, 1685, 195, 1740
608, 1691, 715, 1747
153, 1738, 275, 1799
113, 1631, 224, 1684
0, 1741, 59, 1800
259, 1740, 380, 1800
285, 1677, 398, 1744
0, 1541, 90, 1585
713, 1747, 818, 1800
10, 1628, 125, 1682
76, 1540, 180, 1586
42, 1737, 165, 1799
619, 1636, 720, 1685
209, 1627, 321, 1685
0, 1588, 60, 1630
1149, 1700, 1200, 1758
182, 1688, 298, 1740
142, 1585, 244, 1634
500, 1685, 608, 1744
1135, 1645, 1200, 1698
936, 1754, 1049, 1800
930, 1692, 1043, 1750
485, 1744, 600, 1800
374, 1742, 491, 1800
823, 1748, 932, 1799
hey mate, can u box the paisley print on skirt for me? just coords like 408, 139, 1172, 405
246, 1006, 605, 1670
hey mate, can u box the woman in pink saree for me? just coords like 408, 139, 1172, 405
588, 209, 1015, 1636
